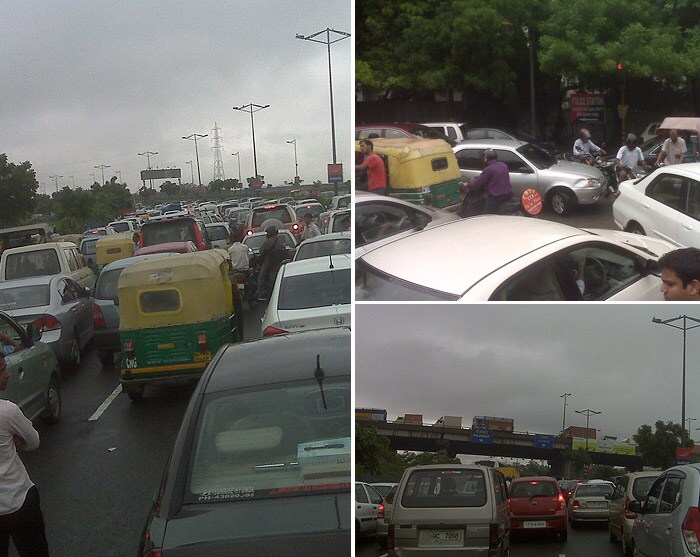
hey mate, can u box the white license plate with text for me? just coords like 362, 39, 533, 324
524, 521, 547, 528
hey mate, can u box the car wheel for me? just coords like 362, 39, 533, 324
609, 523, 617, 543
124, 383, 145, 401
549, 190, 573, 216
41, 374, 61, 424
626, 222, 646, 235
98, 351, 114, 367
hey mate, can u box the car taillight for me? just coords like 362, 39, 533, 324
246, 229, 253, 236
489, 523, 499, 549
197, 331, 208, 352
93, 303, 106, 329
682, 507, 700, 555
263, 326, 287, 337
378, 503, 384, 519
387, 525, 394, 550
32, 314, 61, 332
572, 500, 580, 509
624, 497, 637, 520
558, 493, 566, 510
291, 223, 300, 232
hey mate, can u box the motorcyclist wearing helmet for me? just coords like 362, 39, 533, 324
256, 226, 286, 301
573, 128, 605, 162
460, 149, 513, 215
615, 133, 647, 182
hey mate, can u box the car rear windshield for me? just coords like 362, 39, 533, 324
252, 206, 292, 226
575, 484, 613, 497
185, 376, 350, 504
81, 239, 98, 255
142, 221, 196, 245
4, 250, 61, 279
510, 481, 558, 498
110, 222, 131, 233
355, 262, 459, 302
295, 239, 350, 261
95, 268, 122, 300
244, 234, 296, 252
402, 469, 487, 508
632, 477, 658, 501
297, 204, 324, 218
278, 269, 351, 310
0, 284, 50, 310
207, 226, 229, 241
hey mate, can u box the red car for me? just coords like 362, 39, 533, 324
508, 476, 568, 541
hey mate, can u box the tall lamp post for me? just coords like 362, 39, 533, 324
560, 392, 572, 433
231, 152, 242, 187
233, 103, 269, 180
686, 418, 697, 438
182, 134, 208, 187
652, 315, 700, 441
296, 27, 350, 195
138, 150, 158, 189
185, 160, 194, 184
94, 164, 111, 186
575, 408, 601, 451
287, 139, 298, 184
49, 175, 63, 193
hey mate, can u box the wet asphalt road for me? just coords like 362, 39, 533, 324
9, 301, 267, 557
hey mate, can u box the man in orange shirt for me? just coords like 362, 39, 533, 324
355, 139, 387, 195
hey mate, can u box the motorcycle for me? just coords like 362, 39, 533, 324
458, 184, 543, 218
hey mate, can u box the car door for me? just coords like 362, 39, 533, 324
645, 474, 684, 557
642, 173, 684, 245
356, 483, 382, 534
635, 475, 665, 557
608, 477, 628, 538
494, 149, 537, 199
678, 176, 700, 248
65, 278, 93, 347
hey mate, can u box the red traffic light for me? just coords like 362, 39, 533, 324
616, 63, 623, 70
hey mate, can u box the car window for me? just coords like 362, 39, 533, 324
613, 477, 628, 500
401, 469, 487, 508
575, 484, 613, 497
510, 481, 558, 498
632, 476, 658, 501
95, 268, 122, 300
643, 477, 665, 513
385, 128, 410, 139
517, 143, 556, 169
455, 149, 483, 171
0, 313, 22, 346
466, 129, 486, 140
110, 222, 131, 233
252, 207, 292, 226
295, 239, 350, 261
65, 279, 85, 299
366, 484, 383, 504
492, 263, 567, 301
80, 239, 98, 256
5, 249, 61, 280
356, 484, 369, 503
0, 284, 50, 311
493, 471, 507, 504
684, 179, 700, 220
355, 203, 421, 247
278, 269, 350, 310
139, 289, 181, 313
331, 213, 351, 233
143, 222, 196, 245
186, 377, 350, 504
659, 477, 683, 513
355, 262, 459, 302
646, 174, 684, 211
58, 278, 76, 303
489, 130, 510, 140
207, 226, 229, 241
64, 248, 78, 272
495, 150, 533, 173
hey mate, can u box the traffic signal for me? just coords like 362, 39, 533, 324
616, 62, 623, 71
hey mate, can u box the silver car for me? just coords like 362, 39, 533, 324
453, 139, 605, 215
568, 481, 614, 526
630, 463, 700, 557
0, 275, 93, 369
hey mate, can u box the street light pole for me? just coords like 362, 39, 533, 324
575, 408, 601, 451
233, 104, 269, 180
138, 150, 159, 189
287, 139, 298, 184
686, 418, 697, 438
185, 160, 194, 185
652, 315, 700, 441
49, 175, 63, 193
296, 27, 350, 195
94, 165, 110, 186
231, 152, 242, 186
182, 134, 208, 187
560, 392, 572, 433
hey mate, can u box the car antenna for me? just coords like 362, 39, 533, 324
314, 354, 327, 409
328, 253, 334, 269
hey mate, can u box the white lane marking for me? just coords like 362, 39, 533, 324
88, 384, 122, 421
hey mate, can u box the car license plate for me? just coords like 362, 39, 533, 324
237, 283, 245, 291
524, 521, 547, 528
426, 530, 463, 545
587, 501, 606, 508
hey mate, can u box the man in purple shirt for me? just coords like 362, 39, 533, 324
463, 149, 513, 214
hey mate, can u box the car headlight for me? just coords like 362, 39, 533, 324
587, 178, 602, 188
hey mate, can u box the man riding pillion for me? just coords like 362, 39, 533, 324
459, 149, 513, 215
573, 128, 605, 162
615, 133, 648, 182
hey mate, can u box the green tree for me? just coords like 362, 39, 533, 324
634, 421, 693, 470
0, 154, 39, 226
160, 181, 179, 199
33, 193, 55, 217
520, 460, 551, 477
355, 424, 403, 480
398, 451, 461, 469
54, 217, 81, 234
53, 187, 92, 225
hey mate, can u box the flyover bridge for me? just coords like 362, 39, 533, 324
370, 421, 643, 475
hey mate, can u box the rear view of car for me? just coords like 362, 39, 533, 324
245, 203, 300, 238
608, 471, 660, 555
388, 464, 510, 556
568, 481, 613, 527
508, 476, 567, 541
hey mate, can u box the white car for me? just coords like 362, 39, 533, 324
261, 254, 350, 336
293, 232, 350, 262
204, 222, 231, 249
613, 163, 700, 248
355, 216, 675, 301
355, 482, 384, 537
355, 191, 459, 259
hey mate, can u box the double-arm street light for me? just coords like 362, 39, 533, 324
575, 408, 602, 451
652, 315, 700, 440
182, 134, 208, 187
231, 152, 242, 186
94, 164, 111, 186
49, 175, 63, 193
287, 139, 298, 184
233, 103, 269, 180
296, 27, 350, 194
561, 393, 572, 433
138, 150, 158, 189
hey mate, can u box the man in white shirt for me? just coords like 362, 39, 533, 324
615, 133, 647, 182
0, 354, 49, 556
300, 213, 321, 242
657, 129, 686, 166
572, 128, 604, 160
227, 228, 249, 272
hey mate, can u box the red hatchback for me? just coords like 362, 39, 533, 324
508, 476, 567, 541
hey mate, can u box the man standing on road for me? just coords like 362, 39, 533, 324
0, 354, 50, 556
227, 228, 249, 272
300, 213, 321, 241
461, 149, 513, 215
355, 139, 387, 195
656, 129, 686, 166
658, 248, 700, 301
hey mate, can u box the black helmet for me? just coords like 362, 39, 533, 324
265, 226, 278, 237
626, 133, 637, 144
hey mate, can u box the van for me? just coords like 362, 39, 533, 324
388, 464, 510, 556
0, 242, 96, 290
421, 122, 468, 143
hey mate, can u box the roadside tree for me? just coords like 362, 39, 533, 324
0, 154, 39, 226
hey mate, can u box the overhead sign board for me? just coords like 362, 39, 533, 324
141, 169, 181, 181
570, 93, 605, 123
471, 429, 493, 445
534, 434, 554, 449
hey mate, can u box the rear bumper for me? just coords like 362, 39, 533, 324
510, 515, 566, 531
570, 508, 609, 521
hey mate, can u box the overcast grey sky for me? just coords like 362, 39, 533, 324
0, 1, 351, 193
356, 304, 700, 451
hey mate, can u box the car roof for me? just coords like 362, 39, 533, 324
203, 327, 350, 394
281, 254, 351, 278
101, 252, 178, 272
2, 241, 77, 254
455, 138, 528, 149
359, 216, 589, 296
510, 476, 557, 483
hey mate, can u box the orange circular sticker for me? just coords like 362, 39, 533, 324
521, 188, 543, 215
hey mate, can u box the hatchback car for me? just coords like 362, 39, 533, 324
355, 191, 459, 259
140, 215, 211, 251
568, 481, 614, 527
613, 163, 700, 248
295, 202, 326, 224
355, 216, 674, 302
244, 203, 301, 238
325, 209, 352, 234
204, 222, 231, 249
629, 463, 700, 557
453, 139, 605, 215
293, 232, 351, 262
0, 310, 61, 424
261, 254, 351, 337
608, 471, 661, 555
508, 476, 567, 540
356, 482, 384, 537
0, 275, 93, 369
139, 328, 351, 556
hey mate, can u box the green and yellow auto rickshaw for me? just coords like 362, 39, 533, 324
117, 249, 242, 400
355, 138, 463, 209
96, 233, 135, 272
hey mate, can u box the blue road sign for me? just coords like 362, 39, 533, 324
471, 429, 493, 444
535, 434, 555, 449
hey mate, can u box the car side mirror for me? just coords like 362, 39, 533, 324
26, 323, 42, 344
628, 500, 643, 514
113, 297, 120, 307
604, 493, 611, 500
642, 257, 661, 277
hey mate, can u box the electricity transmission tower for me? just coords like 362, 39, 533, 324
211, 122, 225, 181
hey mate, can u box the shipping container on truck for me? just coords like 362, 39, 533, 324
355, 408, 388, 423
562, 425, 596, 439
433, 416, 462, 428
402, 414, 423, 425
472, 416, 515, 432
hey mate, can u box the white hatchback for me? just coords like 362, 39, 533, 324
613, 163, 700, 248
261, 254, 350, 336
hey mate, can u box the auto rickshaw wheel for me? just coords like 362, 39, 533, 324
124, 382, 145, 401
